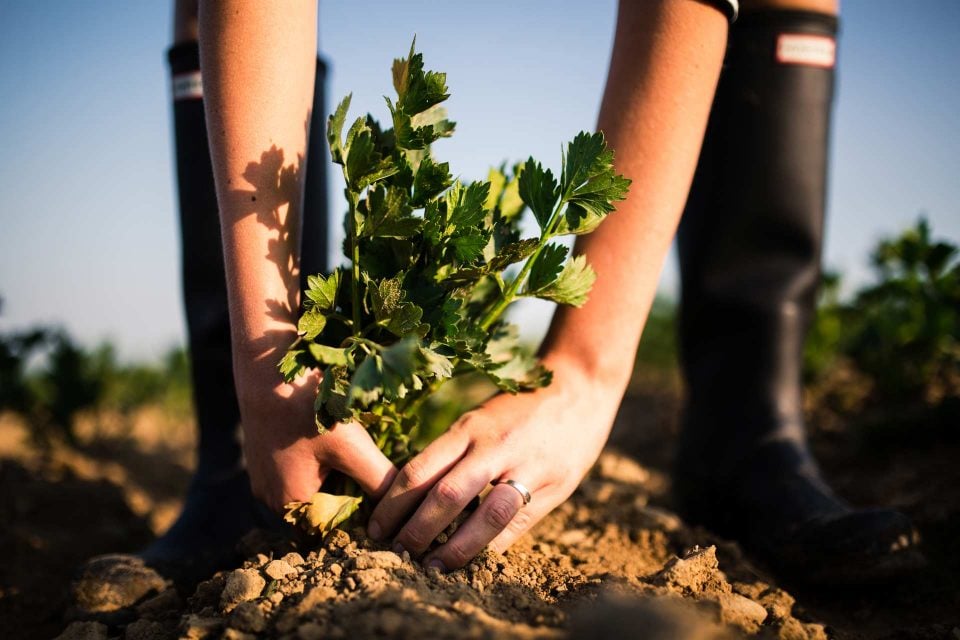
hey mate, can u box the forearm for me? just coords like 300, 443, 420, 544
542, 0, 728, 392
198, 1, 317, 388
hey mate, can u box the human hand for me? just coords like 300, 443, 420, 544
366, 357, 622, 570
238, 369, 398, 513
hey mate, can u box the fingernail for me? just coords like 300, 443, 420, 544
426, 558, 447, 573
392, 542, 406, 555
367, 521, 382, 541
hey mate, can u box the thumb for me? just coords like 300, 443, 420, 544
324, 421, 399, 499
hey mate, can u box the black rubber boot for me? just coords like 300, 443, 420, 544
137, 43, 330, 585
673, 10, 924, 584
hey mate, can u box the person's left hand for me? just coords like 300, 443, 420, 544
366, 356, 624, 571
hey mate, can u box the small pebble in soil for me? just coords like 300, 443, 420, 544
220, 569, 266, 612
263, 559, 296, 581
227, 601, 267, 634
282, 552, 305, 567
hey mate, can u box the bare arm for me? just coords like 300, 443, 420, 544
542, 0, 727, 392
199, 1, 395, 510
371, 0, 729, 569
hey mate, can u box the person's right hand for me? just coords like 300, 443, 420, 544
238, 369, 398, 513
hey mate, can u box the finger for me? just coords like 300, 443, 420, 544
325, 422, 398, 499
392, 459, 494, 557
423, 482, 524, 570
367, 428, 470, 541
486, 488, 559, 556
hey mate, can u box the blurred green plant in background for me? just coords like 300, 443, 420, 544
805, 217, 960, 407
0, 309, 191, 447
1, 218, 955, 448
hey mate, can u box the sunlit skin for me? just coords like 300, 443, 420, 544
199, 1, 397, 515
196, 0, 836, 570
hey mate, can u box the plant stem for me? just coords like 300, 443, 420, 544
478, 196, 569, 331
347, 192, 362, 335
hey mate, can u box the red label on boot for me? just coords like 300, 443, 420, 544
776, 34, 836, 68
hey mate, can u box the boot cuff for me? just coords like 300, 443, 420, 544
168, 41, 200, 74
735, 9, 839, 37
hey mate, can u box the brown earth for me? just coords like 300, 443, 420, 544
1, 385, 958, 640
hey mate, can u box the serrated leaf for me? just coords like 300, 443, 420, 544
555, 132, 630, 235
561, 131, 606, 193
278, 349, 308, 382
379, 337, 420, 378
318, 365, 351, 426
447, 181, 490, 230
361, 186, 420, 239
392, 39, 450, 116
451, 230, 488, 263
526, 243, 567, 292
518, 158, 559, 230
489, 238, 539, 272
412, 156, 452, 207
419, 345, 454, 379
284, 492, 362, 537
304, 271, 341, 311
385, 302, 425, 337
327, 94, 352, 165
370, 277, 402, 319
531, 254, 596, 307
411, 104, 455, 139
308, 344, 349, 367
345, 123, 397, 191
349, 354, 383, 407
297, 311, 327, 340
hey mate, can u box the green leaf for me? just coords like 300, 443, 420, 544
419, 345, 454, 379
278, 349, 308, 382
451, 230, 488, 263
392, 39, 450, 116
488, 238, 539, 272
327, 94, 352, 165
531, 254, 596, 307
345, 120, 398, 190
526, 243, 567, 292
349, 354, 383, 407
369, 277, 402, 319
561, 132, 605, 192
360, 186, 421, 239
308, 344, 350, 367
318, 366, 351, 426
518, 158, 559, 230
379, 337, 420, 378
297, 311, 327, 340
284, 492, 363, 537
385, 302, 426, 337
412, 156, 452, 207
447, 181, 490, 230
555, 132, 630, 235
304, 270, 341, 311
478, 325, 553, 392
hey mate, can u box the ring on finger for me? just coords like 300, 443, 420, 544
493, 479, 532, 506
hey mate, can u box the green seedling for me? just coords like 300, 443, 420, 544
280, 40, 630, 535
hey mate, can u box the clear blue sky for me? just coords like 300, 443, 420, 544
1, 1, 958, 360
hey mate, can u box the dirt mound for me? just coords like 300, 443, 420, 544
69, 452, 826, 639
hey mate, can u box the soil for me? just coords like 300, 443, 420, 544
1, 386, 958, 640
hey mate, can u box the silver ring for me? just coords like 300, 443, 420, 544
494, 479, 532, 506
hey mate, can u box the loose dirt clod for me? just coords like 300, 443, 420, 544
123, 618, 172, 640
54, 620, 109, 640
262, 559, 296, 581
219, 569, 266, 612
94, 453, 832, 639
70, 554, 168, 615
